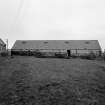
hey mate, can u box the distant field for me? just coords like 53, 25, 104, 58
0, 56, 105, 105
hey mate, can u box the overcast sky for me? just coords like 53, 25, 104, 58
0, 0, 105, 49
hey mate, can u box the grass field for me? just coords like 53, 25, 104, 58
0, 56, 105, 105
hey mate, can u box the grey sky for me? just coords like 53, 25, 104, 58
0, 0, 105, 49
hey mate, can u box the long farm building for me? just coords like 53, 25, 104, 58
11, 40, 102, 57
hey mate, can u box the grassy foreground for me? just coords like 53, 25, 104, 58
0, 56, 105, 105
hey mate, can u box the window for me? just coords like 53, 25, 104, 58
44, 42, 48, 44
64, 41, 69, 44
85, 41, 90, 44
22, 41, 27, 44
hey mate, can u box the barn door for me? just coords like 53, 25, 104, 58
67, 50, 71, 57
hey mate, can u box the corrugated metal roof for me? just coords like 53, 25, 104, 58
0, 39, 6, 45
12, 40, 101, 50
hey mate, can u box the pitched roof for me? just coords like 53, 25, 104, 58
12, 40, 101, 50
0, 39, 6, 45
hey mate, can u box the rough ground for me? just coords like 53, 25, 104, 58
0, 56, 105, 105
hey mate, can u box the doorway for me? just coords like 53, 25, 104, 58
67, 50, 71, 57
